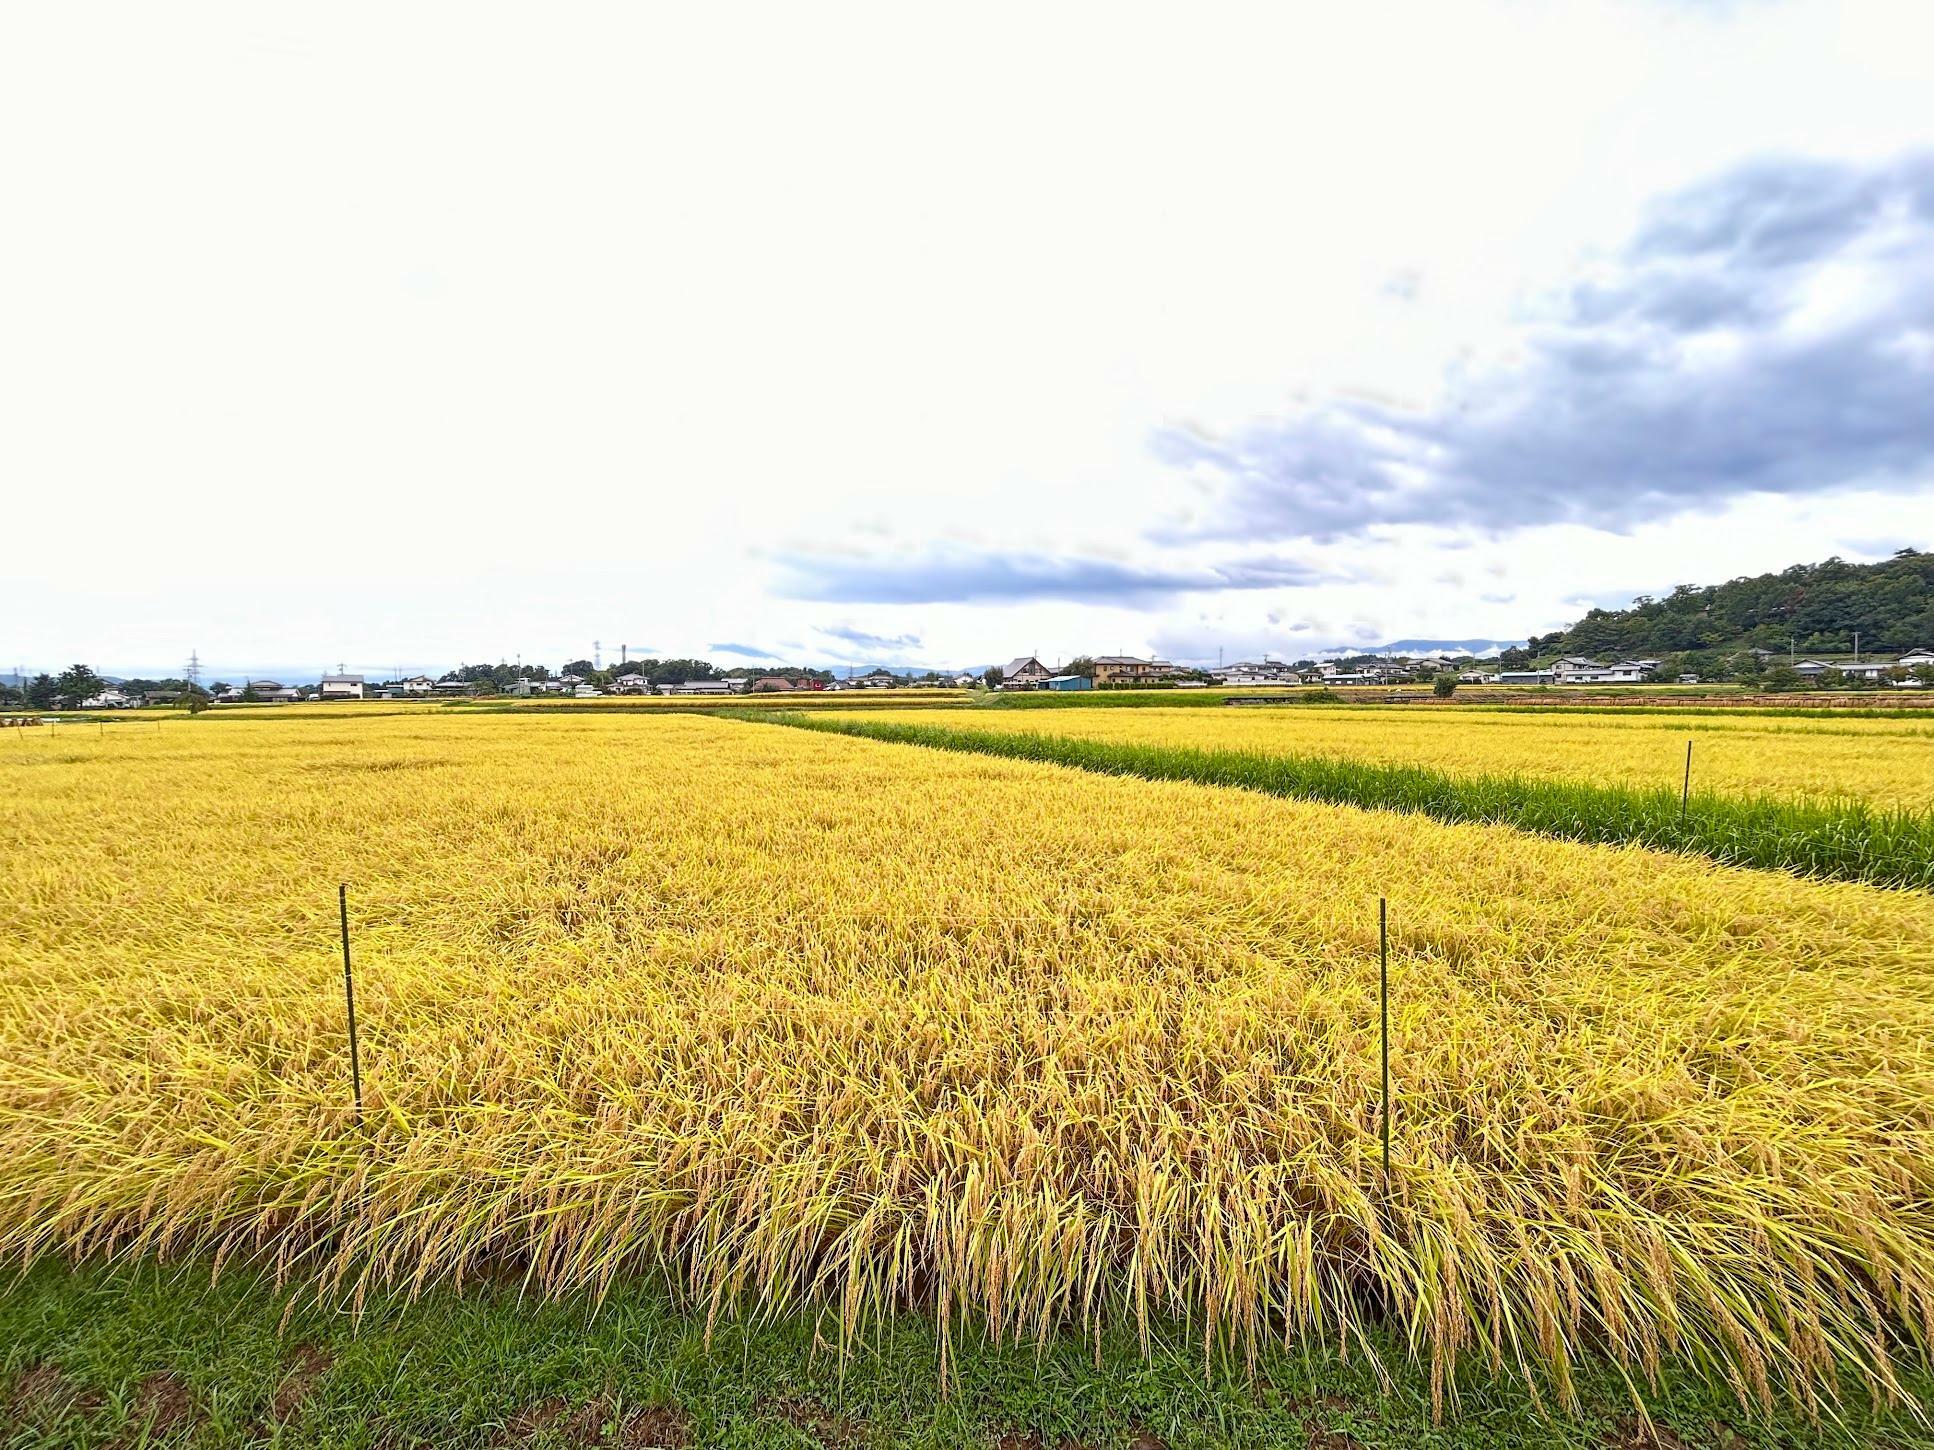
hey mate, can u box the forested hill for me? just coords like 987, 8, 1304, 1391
1525, 550, 1934, 660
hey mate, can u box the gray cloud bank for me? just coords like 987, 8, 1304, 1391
822, 625, 924, 652
775, 550, 1334, 607
1157, 153, 1934, 540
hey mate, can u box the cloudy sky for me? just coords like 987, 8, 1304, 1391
5, 1, 1932, 678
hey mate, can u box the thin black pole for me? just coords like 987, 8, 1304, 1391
339, 883, 363, 1123
1681, 739, 1693, 820
1379, 896, 1391, 1179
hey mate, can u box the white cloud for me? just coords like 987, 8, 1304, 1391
2, 0, 1931, 675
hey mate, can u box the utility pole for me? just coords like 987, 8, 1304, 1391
1854, 631, 1860, 663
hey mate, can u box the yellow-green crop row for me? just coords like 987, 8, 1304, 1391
828, 705, 1934, 809
4, 712, 1934, 1412
483, 688, 973, 708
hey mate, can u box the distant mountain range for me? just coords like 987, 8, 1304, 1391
1308, 638, 1525, 661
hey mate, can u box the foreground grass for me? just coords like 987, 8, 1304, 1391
745, 711, 1934, 890
5, 1260, 1933, 1449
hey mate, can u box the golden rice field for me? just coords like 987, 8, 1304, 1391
832, 704, 1934, 808
5, 712, 1934, 1412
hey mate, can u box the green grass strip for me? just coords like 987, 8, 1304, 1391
733, 710, 1934, 892
11, 1257, 1930, 1448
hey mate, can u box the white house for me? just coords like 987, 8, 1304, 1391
1312, 660, 1406, 685
1551, 657, 1652, 685
399, 675, 436, 697
1215, 660, 1298, 686
225, 679, 298, 703
319, 674, 365, 699
609, 674, 652, 694
81, 687, 138, 709
661, 679, 736, 696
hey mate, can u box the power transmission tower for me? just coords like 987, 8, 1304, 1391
185, 650, 201, 690
593, 640, 602, 670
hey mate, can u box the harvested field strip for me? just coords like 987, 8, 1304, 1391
768, 709, 1934, 889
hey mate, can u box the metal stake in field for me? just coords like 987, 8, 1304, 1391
1379, 896, 1391, 1179
339, 883, 364, 1124
1681, 739, 1693, 820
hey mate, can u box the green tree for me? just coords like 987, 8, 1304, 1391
56, 663, 105, 708
1431, 673, 1457, 699
647, 658, 717, 686
26, 674, 58, 709
983, 666, 1004, 689
561, 659, 595, 677
1763, 665, 1802, 692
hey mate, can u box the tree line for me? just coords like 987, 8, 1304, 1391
1524, 549, 1934, 663
1, 665, 209, 710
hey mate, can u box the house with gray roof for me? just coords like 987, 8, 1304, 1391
1001, 656, 1053, 689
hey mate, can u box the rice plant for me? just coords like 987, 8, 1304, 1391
775, 708, 1934, 888
4, 711, 1934, 1416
